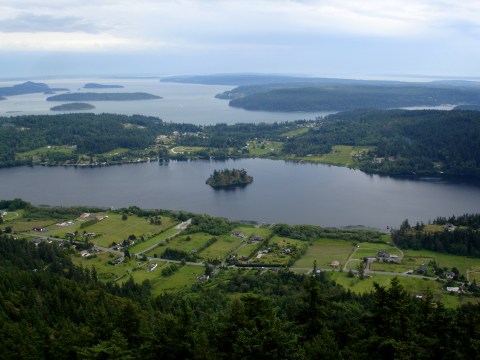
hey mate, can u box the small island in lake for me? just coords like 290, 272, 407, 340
83, 83, 124, 89
206, 168, 253, 189
46, 92, 162, 101
50, 103, 96, 111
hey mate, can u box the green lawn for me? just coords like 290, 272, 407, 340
293, 238, 354, 269
9, 220, 57, 233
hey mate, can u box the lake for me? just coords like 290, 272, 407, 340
1, 159, 480, 230
0, 78, 331, 125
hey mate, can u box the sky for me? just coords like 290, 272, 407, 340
0, 0, 480, 79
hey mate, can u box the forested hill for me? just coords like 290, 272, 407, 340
217, 82, 480, 111
2, 234, 480, 359
0, 113, 200, 167
284, 109, 480, 178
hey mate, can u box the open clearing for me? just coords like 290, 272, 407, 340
293, 238, 354, 269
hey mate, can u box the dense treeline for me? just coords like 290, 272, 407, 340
186, 214, 239, 235
2, 234, 480, 359
392, 215, 480, 257
285, 109, 480, 178
272, 223, 383, 242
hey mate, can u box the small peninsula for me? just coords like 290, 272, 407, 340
46, 92, 162, 101
83, 83, 124, 89
50, 103, 96, 111
206, 168, 253, 188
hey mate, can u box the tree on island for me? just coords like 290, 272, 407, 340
206, 168, 253, 188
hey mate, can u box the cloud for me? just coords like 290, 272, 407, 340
0, 13, 101, 33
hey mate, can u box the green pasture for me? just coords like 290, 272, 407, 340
247, 141, 283, 156
288, 145, 375, 167
71, 252, 129, 282
236, 243, 259, 259
130, 225, 180, 254
293, 237, 354, 269
199, 235, 243, 260
171, 146, 207, 153
232, 225, 273, 238
16, 145, 75, 159
152, 265, 202, 294
85, 214, 176, 248
9, 220, 57, 233
281, 127, 310, 137
101, 148, 129, 157
403, 249, 480, 277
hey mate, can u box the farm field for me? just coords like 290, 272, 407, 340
85, 213, 177, 248
293, 237, 354, 269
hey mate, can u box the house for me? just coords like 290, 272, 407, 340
147, 263, 158, 272
231, 231, 246, 239
330, 260, 340, 268
33, 227, 45, 232
377, 250, 390, 258
446, 287, 460, 293
444, 223, 456, 232
198, 275, 209, 282
446, 272, 456, 280
418, 265, 428, 274
79, 213, 90, 218
248, 235, 263, 242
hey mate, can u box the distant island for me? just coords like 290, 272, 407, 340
453, 104, 480, 111
206, 168, 253, 188
50, 103, 96, 111
46, 92, 162, 101
83, 83, 124, 89
0, 81, 68, 97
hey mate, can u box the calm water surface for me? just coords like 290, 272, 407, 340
0, 78, 331, 124
1, 159, 480, 230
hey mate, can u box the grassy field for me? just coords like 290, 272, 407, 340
247, 141, 283, 156
199, 235, 243, 260
101, 148, 129, 157
151, 265, 202, 294
287, 145, 375, 167
171, 146, 207, 153
9, 220, 58, 233
281, 127, 310, 137
402, 249, 480, 277
84, 214, 176, 248
129, 225, 180, 254
293, 238, 354, 269
330, 272, 480, 308
248, 235, 307, 266
16, 145, 75, 159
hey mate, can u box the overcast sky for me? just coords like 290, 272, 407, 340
1, 0, 479, 79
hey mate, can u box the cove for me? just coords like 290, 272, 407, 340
1, 158, 480, 230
